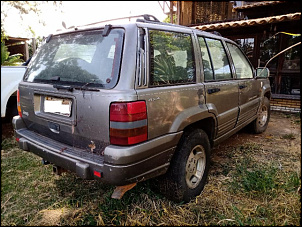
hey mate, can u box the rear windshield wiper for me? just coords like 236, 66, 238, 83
53, 82, 103, 92
53, 84, 74, 91
74, 81, 103, 91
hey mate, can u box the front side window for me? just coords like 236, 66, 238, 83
205, 38, 232, 80
149, 30, 195, 86
24, 29, 124, 89
227, 43, 253, 79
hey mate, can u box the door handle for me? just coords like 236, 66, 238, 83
239, 85, 247, 89
48, 122, 60, 134
207, 88, 220, 94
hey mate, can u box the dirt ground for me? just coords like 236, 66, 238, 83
2, 120, 15, 139
2, 111, 301, 150
212, 111, 301, 150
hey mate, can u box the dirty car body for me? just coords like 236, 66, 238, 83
13, 16, 271, 202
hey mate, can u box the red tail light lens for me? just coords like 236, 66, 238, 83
17, 89, 22, 118
110, 101, 147, 145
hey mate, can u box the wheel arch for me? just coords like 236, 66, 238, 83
180, 116, 216, 148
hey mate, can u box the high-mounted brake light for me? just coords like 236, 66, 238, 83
110, 101, 147, 145
17, 89, 22, 118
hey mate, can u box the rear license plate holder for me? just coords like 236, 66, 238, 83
44, 96, 72, 117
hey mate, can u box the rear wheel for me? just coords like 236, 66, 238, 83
157, 129, 211, 203
3, 96, 18, 123
251, 96, 270, 134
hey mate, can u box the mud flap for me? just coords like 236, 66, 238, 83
111, 182, 137, 199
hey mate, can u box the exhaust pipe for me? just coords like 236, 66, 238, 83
52, 165, 67, 176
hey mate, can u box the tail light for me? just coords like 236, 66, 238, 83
17, 89, 22, 118
110, 101, 147, 145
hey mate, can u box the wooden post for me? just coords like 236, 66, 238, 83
32, 38, 36, 55
276, 33, 286, 94
170, 1, 173, 24
176, 1, 180, 25
24, 41, 29, 61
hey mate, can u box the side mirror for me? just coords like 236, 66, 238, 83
256, 67, 270, 78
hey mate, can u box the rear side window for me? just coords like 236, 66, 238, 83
226, 43, 253, 79
198, 37, 214, 81
203, 38, 232, 80
24, 29, 124, 89
149, 30, 195, 86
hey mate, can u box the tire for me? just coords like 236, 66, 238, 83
157, 129, 211, 203
251, 96, 270, 134
3, 96, 18, 124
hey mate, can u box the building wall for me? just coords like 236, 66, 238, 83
178, 1, 233, 26
270, 97, 301, 113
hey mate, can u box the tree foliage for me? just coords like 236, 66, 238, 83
1, 42, 24, 66
1, 1, 62, 21
163, 14, 177, 24
1, 1, 62, 37
1, 1, 62, 65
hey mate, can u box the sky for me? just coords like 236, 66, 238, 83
3, 1, 169, 38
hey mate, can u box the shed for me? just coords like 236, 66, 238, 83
4, 36, 30, 61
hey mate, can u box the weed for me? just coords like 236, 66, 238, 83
221, 162, 232, 176
1, 137, 17, 150
229, 161, 278, 198
281, 133, 296, 140
237, 143, 262, 154
284, 113, 292, 118
282, 172, 301, 192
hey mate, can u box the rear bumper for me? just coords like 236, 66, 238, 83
12, 116, 182, 185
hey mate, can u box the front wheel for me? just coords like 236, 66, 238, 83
157, 129, 211, 203
251, 96, 270, 134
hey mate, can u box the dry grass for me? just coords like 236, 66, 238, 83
1, 112, 301, 226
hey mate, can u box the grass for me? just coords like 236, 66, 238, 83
1, 113, 301, 226
281, 133, 296, 140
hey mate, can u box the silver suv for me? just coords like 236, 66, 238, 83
13, 15, 271, 203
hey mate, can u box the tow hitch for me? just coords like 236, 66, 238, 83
111, 182, 137, 199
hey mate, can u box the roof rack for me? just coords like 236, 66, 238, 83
61, 14, 192, 32
136, 14, 192, 30
136, 14, 160, 22
75, 14, 160, 28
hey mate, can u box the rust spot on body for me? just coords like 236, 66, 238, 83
60, 147, 67, 153
88, 141, 96, 152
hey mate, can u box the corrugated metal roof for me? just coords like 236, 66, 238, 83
192, 12, 300, 31
233, 1, 286, 11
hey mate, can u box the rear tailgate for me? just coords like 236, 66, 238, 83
17, 27, 129, 154
18, 82, 138, 155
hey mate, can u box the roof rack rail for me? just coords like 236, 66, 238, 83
138, 19, 192, 30
67, 14, 192, 31
75, 14, 160, 28
136, 14, 160, 22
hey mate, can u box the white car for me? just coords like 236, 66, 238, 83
1, 66, 27, 120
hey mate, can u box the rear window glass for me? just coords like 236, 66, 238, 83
149, 30, 195, 86
24, 29, 124, 89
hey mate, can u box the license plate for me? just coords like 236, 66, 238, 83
44, 96, 72, 117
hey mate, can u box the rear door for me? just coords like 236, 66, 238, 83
135, 27, 204, 140
198, 36, 239, 138
226, 42, 261, 126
